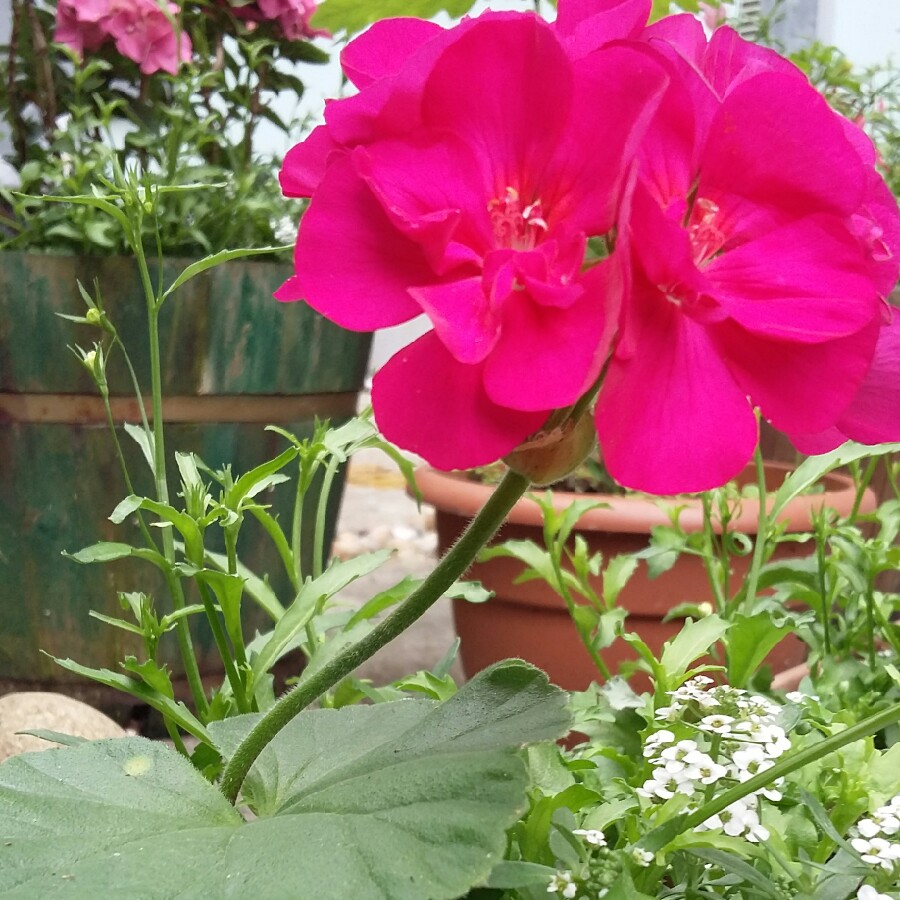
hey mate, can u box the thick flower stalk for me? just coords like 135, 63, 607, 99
279, 0, 900, 495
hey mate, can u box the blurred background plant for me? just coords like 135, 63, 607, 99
0, 0, 329, 254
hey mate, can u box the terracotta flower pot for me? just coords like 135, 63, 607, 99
414, 463, 876, 691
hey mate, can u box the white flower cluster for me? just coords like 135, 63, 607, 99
857, 885, 893, 900
851, 796, 900, 873
639, 677, 791, 843
547, 870, 577, 899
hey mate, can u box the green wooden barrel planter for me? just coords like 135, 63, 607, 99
0, 251, 371, 705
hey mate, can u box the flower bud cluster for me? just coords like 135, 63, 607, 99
851, 796, 900, 872
639, 677, 791, 842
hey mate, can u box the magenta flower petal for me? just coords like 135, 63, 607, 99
280, 125, 342, 198
372, 332, 547, 470
701, 74, 863, 217
789, 317, 900, 452
789, 427, 847, 456
702, 25, 803, 97
341, 17, 443, 88
483, 257, 621, 412
355, 138, 489, 268
714, 317, 880, 433
554, 0, 649, 58
596, 291, 758, 494
560, 44, 671, 234
706, 216, 880, 341
830, 315, 900, 444
409, 278, 499, 365
421, 15, 571, 192
283, 155, 427, 329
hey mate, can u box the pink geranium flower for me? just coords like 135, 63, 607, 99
54, 0, 191, 75
106, 0, 192, 76
595, 22, 900, 493
54, 0, 112, 55
278, 12, 668, 468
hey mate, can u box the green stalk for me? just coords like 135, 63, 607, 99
850, 457, 878, 522
814, 517, 833, 658
313, 456, 340, 579
249, 507, 298, 595
738, 445, 770, 610
700, 494, 729, 614
134, 239, 208, 718
195, 579, 249, 713
100, 391, 159, 554
219, 468, 531, 804
641, 699, 900, 848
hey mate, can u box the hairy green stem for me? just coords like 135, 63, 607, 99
219, 468, 531, 804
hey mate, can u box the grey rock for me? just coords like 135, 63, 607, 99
0, 692, 125, 762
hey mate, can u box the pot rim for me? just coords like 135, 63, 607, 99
413, 461, 875, 535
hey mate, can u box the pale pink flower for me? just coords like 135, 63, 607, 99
54, 0, 112, 55
105, 0, 192, 75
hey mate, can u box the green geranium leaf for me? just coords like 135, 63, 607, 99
312, 0, 478, 36
0, 662, 568, 899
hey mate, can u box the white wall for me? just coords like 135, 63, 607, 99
818, 0, 900, 66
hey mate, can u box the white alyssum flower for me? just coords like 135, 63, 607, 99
631, 847, 654, 867
851, 836, 900, 871
857, 885, 892, 900
698, 713, 736, 735
643, 730, 676, 758
699, 798, 770, 843
573, 828, 607, 847
659, 739, 700, 770
638, 769, 685, 800
547, 870, 577, 898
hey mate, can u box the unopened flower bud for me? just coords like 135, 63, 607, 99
85, 308, 103, 326
503, 412, 596, 486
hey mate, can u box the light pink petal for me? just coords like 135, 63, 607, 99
341, 17, 443, 88
701, 73, 864, 218
553, 43, 670, 235
372, 332, 547, 470
421, 15, 572, 197
484, 256, 622, 412
596, 282, 758, 494
281, 155, 426, 329
555, 0, 650, 58
280, 125, 343, 198
714, 316, 879, 433
409, 278, 499, 365
707, 216, 881, 341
